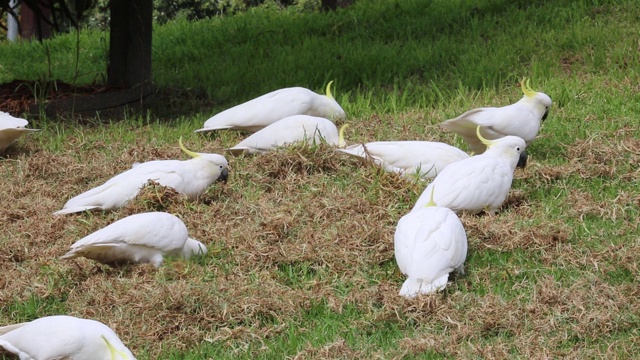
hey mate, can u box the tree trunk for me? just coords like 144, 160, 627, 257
20, 0, 52, 40
107, 0, 153, 91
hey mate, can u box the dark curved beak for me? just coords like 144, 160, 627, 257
218, 168, 229, 183
542, 109, 549, 121
516, 150, 528, 169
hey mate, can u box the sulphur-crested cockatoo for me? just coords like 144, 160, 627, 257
337, 140, 469, 179
441, 78, 552, 154
225, 115, 346, 155
395, 188, 468, 298
412, 127, 527, 214
60, 212, 207, 267
54, 139, 229, 215
195, 81, 346, 133
0, 315, 136, 360
0, 111, 40, 152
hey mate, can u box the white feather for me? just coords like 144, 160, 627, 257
0, 315, 136, 360
60, 212, 206, 267
195, 86, 346, 133
54, 151, 228, 215
441, 87, 552, 153
412, 135, 527, 213
395, 206, 467, 298
337, 141, 469, 179
225, 115, 343, 155
0, 111, 40, 152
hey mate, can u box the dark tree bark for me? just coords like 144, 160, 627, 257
19, 0, 52, 40
107, 0, 153, 91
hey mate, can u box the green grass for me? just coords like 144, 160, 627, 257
1, 0, 639, 358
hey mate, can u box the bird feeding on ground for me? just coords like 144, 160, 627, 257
395, 187, 468, 298
195, 81, 346, 133
54, 138, 229, 215
337, 140, 469, 180
60, 212, 207, 267
0, 315, 136, 360
440, 78, 551, 155
0, 111, 40, 152
225, 115, 346, 155
412, 126, 527, 214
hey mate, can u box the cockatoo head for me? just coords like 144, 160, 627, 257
477, 126, 528, 168
179, 138, 229, 183
182, 238, 208, 259
520, 78, 552, 121
323, 81, 347, 122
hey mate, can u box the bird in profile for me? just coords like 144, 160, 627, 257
337, 140, 469, 180
395, 188, 468, 298
412, 126, 527, 214
0, 111, 40, 152
225, 115, 346, 155
440, 78, 552, 155
195, 81, 346, 133
54, 139, 229, 215
0, 315, 136, 359
60, 212, 207, 267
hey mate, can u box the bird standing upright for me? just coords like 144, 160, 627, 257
395, 188, 468, 298
195, 82, 346, 133
412, 127, 527, 214
440, 78, 552, 154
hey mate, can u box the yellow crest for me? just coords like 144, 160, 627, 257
476, 125, 494, 149
179, 137, 200, 158
520, 77, 537, 98
424, 186, 437, 207
338, 123, 349, 148
325, 80, 335, 100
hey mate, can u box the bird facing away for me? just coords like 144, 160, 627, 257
225, 115, 346, 155
0, 111, 40, 152
412, 126, 527, 214
440, 78, 552, 154
337, 140, 469, 180
53, 139, 229, 215
195, 81, 346, 133
60, 212, 207, 267
0, 315, 136, 360
395, 188, 468, 298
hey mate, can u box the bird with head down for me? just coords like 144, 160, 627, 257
0, 111, 40, 152
54, 139, 229, 215
395, 187, 468, 298
0, 315, 136, 360
60, 212, 207, 267
440, 78, 551, 160
195, 81, 346, 133
412, 126, 527, 214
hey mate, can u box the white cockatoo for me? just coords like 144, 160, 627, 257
0, 111, 40, 152
60, 212, 207, 267
337, 140, 469, 179
195, 81, 346, 133
412, 127, 527, 214
395, 188, 468, 298
440, 78, 552, 154
225, 115, 346, 155
0, 315, 136, 360
54, 139, 229, 215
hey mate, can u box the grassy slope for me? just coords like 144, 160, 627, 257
0, 0, 639, 358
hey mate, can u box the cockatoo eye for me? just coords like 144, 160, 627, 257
219, 165, 223, 169
516, 147, 521, 152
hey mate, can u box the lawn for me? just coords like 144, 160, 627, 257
0, 0, 639, 358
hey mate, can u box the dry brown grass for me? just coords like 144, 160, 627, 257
0, 123, 638, 358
